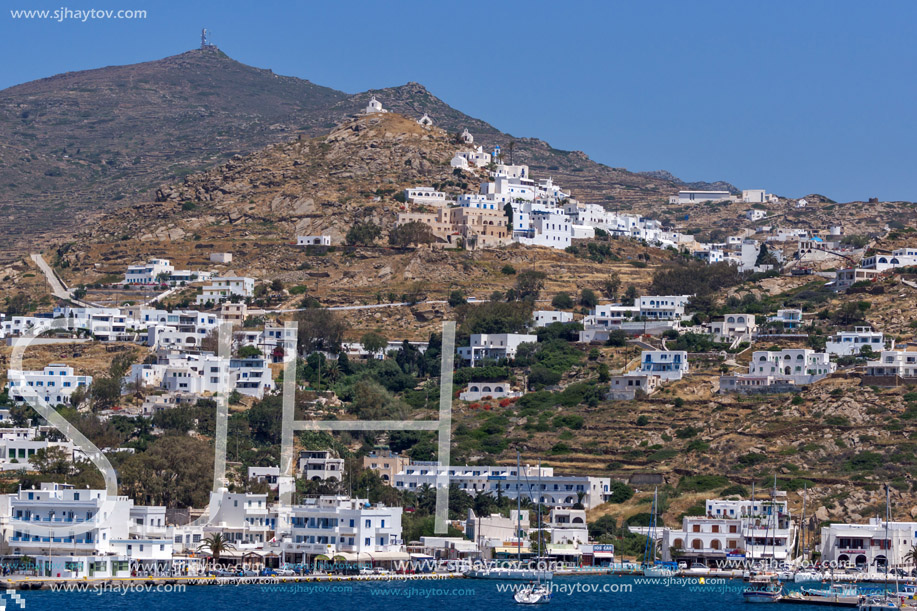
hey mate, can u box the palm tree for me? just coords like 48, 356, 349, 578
324, 360, 340, 383
904, 545, 917, 570
198, 533, 236, 571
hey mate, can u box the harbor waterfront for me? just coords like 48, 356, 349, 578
11, 574, 880, 610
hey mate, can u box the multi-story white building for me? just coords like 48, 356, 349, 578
532, 311, 574, 328
766, 308, 803, 330
707, 314, 757, 342
860, 247, 917, 272
662, 496, 795, 565
129, 353, 274, 399
742, 190, 778, 204
205, 490, 273, 548
0, 427, 76, 471
53, 307, 133, 342
0, 316, 54, 338
281, 496, 404, 563
638, 351, 689, 381
6, 364, 92, 406
745, 349, 836, 385
391, 464, 611, 509
8, 483, 133, 556
196, 277, 255, 305
825, 327, 890, 356
259, 325, 298, 362
745, 209, 768, 222
298, 451, 345, 482
457, 333, 538, 366
819, 518, 916, 568
125, 259, 174, 285
864, 350, 917, 385
636, 295, 692, 320
607, 373, 660, 400
834, 267, 881, 291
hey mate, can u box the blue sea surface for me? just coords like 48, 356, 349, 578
15, 575, 837, 610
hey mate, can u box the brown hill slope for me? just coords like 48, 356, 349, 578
0, 47, 735, 261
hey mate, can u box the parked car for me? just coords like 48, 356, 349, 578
236, 569, 258, 577
207, 569, 235, 577
260, 568, 278, 576
275, 567, 296, 576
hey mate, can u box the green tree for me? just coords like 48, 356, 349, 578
389, 221, 438, 248
238, 345, 262, 358
360, 331, 389, 358
551, 292, 574, 309
295, 308, 347, 355
600, 274, 622, 299
513, 270, 547, 302
197, 533, 236, 570
448, 290, 467, 308
579, 288, 599, 308
345, 221, 382, 246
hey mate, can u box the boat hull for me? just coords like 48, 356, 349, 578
466, 569, 554, 581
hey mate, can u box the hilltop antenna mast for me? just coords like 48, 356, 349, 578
201, 28, 212, 49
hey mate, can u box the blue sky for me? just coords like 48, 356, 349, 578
3, 0, 915, 202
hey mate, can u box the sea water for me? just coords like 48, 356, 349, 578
15, 575, 835, 610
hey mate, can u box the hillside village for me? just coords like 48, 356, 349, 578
2, 94, 917, 581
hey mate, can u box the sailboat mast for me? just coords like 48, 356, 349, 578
517, 452, 522, 564
799, 483, 807, 561
884, 483, 890, 598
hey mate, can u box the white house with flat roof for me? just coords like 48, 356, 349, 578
860, 247, 917, 272
864, 350, 917, 385
819, 518, 917, 569
6, 364, 92, 406
297, 235, 332, 246
125, 259, 174, 285
457, 333, 538, 366
392, 464, 610, 509
298, 451, 345, 482
196, 277, 255, 305
826, 327, 890, 357
707, 314, 757, 342
8, 483, 133, 556
281, 496, 404, 563
669, 191, 737, 205
639, 351, 689, 381
747, 349, 835, 384
404, 188, 448, 206
533, 310, 574, 328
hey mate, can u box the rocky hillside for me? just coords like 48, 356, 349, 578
84, 112, 475, 246
0, 46, 735, 261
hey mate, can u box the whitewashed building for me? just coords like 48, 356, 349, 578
533, 310, 574, 328
8, 483, 133, 556
457, 333, 538, 366
860, 247, 917, 272
825, 327, 890, 356
297, 235, 332, 247
662, 495, 795, 564
819, 518, 916, 568
744, 349, 835, 385
196, 277, 255, 305
669, 191, 736, 205
638, 351, 689, 381
282, 496, 404, 562
392, 464, 611, 509
125, 259, 174, 285
404, 188, 448, 206
298, 450, 345, 482
6, 364, 92, 406
707, 314, 757, 342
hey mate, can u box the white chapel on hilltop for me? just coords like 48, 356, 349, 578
418, 113, 433, 127
365, 96, 387, 114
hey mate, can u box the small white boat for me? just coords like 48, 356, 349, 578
643, 565, 675, 578
514, 583, 553, 605
803, 583, 861, 598
793, 570, 824, 583
743, 578, 783, 603
466, 567, 553, 581
857, 595, 900, 611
